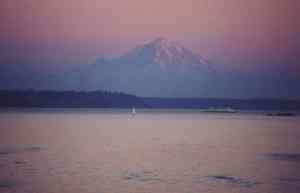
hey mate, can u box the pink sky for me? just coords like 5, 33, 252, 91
0, 0, 299, 71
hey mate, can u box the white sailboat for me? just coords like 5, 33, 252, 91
131, 107, 136, 115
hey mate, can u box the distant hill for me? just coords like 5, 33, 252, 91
143, 97, 300, 111
0, 90, 147, 108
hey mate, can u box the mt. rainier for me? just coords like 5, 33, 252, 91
64, 38, 216, 97
110, 37, 210, 72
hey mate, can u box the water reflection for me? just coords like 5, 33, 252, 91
0, 145, 45, 155
0, 110, 299, 193
195, 175, 259, 188
123, 170, 162, 183
0, 180, 17, 188
264, 153, 300, 162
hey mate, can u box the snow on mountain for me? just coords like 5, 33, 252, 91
114, 37, 209, 71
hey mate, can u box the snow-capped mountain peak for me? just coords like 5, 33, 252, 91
118, 37, 209, 71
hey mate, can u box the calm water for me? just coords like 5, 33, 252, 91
0, 109, 300, 193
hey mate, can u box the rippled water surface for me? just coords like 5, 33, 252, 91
0, 109, 300, 193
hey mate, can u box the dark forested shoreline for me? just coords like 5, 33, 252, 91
0, 90, 300, 111
0, 90, 147, 108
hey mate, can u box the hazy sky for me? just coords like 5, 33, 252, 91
0, 0, 299, 71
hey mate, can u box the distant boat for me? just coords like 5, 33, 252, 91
132, 107, 136, 115
204, 107, 237, 113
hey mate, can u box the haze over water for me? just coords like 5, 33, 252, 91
0, 110, 300, 193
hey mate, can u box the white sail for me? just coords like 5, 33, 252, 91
132, 107, 136, 115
